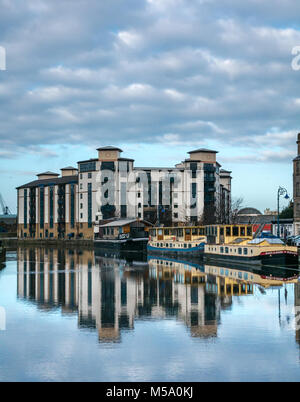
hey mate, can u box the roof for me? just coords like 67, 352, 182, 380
220, 169, 232, 175
98, 218, 153, 228
60, 166, 78, 170
77, 158, 98, 164
238, 207, 262, 215
37, 171, 59, 176
16, 175, 78, 189
96, 146, 123, 152
248, 238, 284, 245
188, 148, 218, 154
118, 157, 135, 162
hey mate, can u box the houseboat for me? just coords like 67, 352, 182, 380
147, 226, 206, 257
94, 218, 153, 252
203, 224, 299, 266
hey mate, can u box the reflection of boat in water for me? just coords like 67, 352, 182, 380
0, 240, 6, 266
147, 226, 206, 256
203, 224, 298, 266
148, 255, 299, 290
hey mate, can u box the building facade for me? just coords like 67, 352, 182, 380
17, 146, 232, 239
294, 133, 300, 235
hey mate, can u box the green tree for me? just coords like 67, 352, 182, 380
279, 202, 293, 219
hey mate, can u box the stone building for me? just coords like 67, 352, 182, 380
16, 146, 232, 240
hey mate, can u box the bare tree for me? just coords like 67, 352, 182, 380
230, 197, 244, 224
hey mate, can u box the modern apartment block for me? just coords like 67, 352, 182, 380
17, 146, 232, 239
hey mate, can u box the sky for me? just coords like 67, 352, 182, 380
0, 0, 299, 214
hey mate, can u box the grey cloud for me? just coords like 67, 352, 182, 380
0, 0, 299, 158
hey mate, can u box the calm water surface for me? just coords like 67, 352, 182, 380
1, 246, 300, 382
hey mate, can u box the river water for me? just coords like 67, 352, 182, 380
0, 246, 300, 382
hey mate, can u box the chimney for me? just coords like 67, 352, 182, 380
297, 133, 300, 155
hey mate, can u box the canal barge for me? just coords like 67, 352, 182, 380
147, 226, 206, 257
94, 218, 153, 252
203, 224, 298, 266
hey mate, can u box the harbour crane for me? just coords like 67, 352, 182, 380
0, 193, 12, 215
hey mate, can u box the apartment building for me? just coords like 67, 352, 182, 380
17, 146, 232, 239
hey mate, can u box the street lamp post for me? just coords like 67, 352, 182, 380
277, 186, 289, 238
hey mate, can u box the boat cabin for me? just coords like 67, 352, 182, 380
149, 226, 206, 242
205, 224, 253, 244
95, 218, 153, 240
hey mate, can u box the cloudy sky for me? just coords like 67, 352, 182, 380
0, 0, 299, 213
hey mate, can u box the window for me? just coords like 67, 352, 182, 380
80, 184, 83, 189
80, 161, 96, 172
238, 248, 242, 255
240, 227, 245, 236
220, 227, 224, 236
174, 204, 178, 208
138, 202, 141, 208
80, 193, 83, 199
220, 247, 224, 253
80, 203, 83, 209
174, 213, 178, 218
247, 226, 252, 236
80, 213, 83, 219
243, 248, 248, 255
137, 192, 141, 198
225, 247, 229, 253
88, 183, 92, 228
88, 172, 92, 179
233, 226, 239, 236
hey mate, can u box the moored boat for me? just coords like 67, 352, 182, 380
203, 224, 298, 266
147, 226, 206, 257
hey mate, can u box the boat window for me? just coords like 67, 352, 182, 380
188, 244, 191, 248
226, 227, 231, 236
247, 226, 252, 236
221, 269, 224, 275
160, 243, 163, 247
225, 247, 229, 253
185, 228, 191, 235
166, 243, 168, 247
233, 226, 239, 236
220, 227, 224, 236
244, 273, 248, 280
178, 228, 183, 237
225, 270, 229, 276
238, 272, 242, 279
192, 228, 197, 235
240, 227, 245, 236
238, 248, 242, 255
158, 229, 163, 236
184, 244, 187, 248
165, 229, 169, 235
243, 248, 248, 255
220, 247, 224, 253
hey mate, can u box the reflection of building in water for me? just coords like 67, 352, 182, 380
19, 248, 295, 343
295, 283, 300, 344
17, 247, 80, 313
